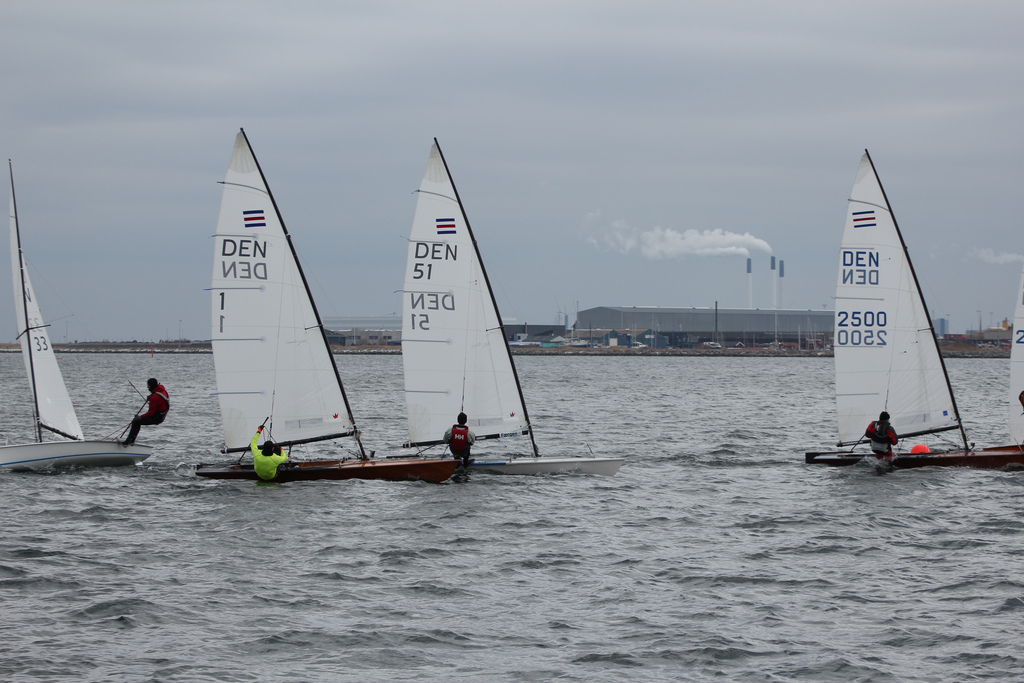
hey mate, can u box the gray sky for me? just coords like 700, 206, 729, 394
2, 1, 1023, 341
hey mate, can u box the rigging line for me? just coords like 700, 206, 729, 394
413, 444, 441, 458
300, 236, 345, 327
458, 260, 482, 415
116, 366, 146, 400
881, 246, 906, 416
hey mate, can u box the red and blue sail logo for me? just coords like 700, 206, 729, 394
436, 218, 456, 235
852, 210, 876, 228
243, 209, 266, 228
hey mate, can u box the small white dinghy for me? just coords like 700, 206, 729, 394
400, 140, 623, 476
1, 162, 150, 471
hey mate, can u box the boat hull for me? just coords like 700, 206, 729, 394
469, 456, 623, 476
805, 445, 1024, 470
194, 457, 458, 483
0, 440, 151, 471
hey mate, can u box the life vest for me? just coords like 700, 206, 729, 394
450, 425, 470, 452
151, 385, 169, 422
151, 385, 170, 412
867, 420, 894, 453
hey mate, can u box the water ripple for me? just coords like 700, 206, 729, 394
0, 354, 1022, 681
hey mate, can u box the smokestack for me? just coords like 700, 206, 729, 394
770, 256, 777, 309
746, 258, 752, 309
778, 260, 784, 308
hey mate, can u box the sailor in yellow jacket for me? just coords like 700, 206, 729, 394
251, 425, 289, 480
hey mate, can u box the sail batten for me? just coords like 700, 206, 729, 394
211, 131, 359, 453
833, 151, 962, 446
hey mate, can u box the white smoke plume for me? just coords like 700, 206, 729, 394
591, 217, 772, 259
640, 226, 772, 259
971, 247, 1024, 265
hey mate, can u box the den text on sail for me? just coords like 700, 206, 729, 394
840, 249, 879, 286
409, 240, 458, 330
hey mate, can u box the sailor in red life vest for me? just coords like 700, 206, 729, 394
444, 412, 476, 469
865, 410, 898, 460
123, 378, 169, 446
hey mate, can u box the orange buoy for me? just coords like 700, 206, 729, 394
910, 444, 931, 454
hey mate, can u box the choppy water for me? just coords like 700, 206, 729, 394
1, 352, 1023, 682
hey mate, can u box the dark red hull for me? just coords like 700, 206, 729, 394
805, 445, 1024, 470
194, 457, 458, 483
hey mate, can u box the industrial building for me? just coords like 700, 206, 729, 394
322, 307, 835, 349
321, 316, 571, 347
322, 316, 401, 346
574, 306, 833, 348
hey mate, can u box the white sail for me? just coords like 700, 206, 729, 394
9, 176, 83, 441
210, 131, 356, 452
833, 152, 960, 445
1009, 263, 1024, 443
401, 142, 530, 447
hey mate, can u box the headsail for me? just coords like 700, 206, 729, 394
833, 151, 963, 446
210, 131, 358, 453
1010, 263, 1024, 443
8, 163, 83, 442
401, 140, 534, 451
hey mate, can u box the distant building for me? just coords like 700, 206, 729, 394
575, 306, 833, 348
321, 316, 562, 346
635, 328, 670, 349
322, 316, 401, 346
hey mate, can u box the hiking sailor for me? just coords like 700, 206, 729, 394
123, 378, 169, 445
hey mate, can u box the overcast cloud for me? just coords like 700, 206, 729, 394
2, 0, 1023, 340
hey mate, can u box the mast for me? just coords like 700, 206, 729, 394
432, 139, 540, 457
236, 129, 366, 456
863, 149, 968, 450
9, 161, 43, 443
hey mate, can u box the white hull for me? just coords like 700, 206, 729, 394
0, 440, 150, 471
469, 456, 624, 476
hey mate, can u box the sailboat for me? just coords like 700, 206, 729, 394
400, 140, 623, 476
1, 161, 150, 470
805, 151, 1024, 469
195, 131, 456, 483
